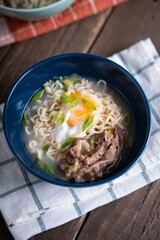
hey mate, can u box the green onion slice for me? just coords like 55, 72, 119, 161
43, 81, 52, 87
62, 76, 81, 91
52, 77, 61, 81
66, 165, 79, 174
83, 115, 91, 132
61, 137, 75, 148
88, 138, 95, 151
124, 140, 132, 148
40, 162, 54, 174
22, 108, 31, 125
31, 89, 44, 102
34, 157, 39, 164
60, 94, 72, 104
82, 98, 97, 110
122, 113, 131, 127
68, 96, 82, 109
58, 113, 66, 126
42, 144, 50, 152
54, 109, 63, 124
90, 114, 98, 126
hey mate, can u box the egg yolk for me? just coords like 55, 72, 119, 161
67, 92, 101, 127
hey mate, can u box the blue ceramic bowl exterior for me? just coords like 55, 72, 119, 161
0, 0, 74, 20
3, 53, 151, 187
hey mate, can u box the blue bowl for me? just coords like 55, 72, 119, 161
0, 0, 75, 20
3, 53, 151, 187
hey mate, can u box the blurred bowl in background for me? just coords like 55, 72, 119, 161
0, 0, 75, 20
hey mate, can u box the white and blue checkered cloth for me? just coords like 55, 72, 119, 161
0, 38, 160, 240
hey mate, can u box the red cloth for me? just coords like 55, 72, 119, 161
0, 0, 126, 47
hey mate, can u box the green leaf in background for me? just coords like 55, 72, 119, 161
68, 96, 82, 109
61, 137, 75, 148
31, 89, 44, 102
60, 94, 72, 104
83, 115, 91, 132
54, 108, 63, 124
40, 162, 54, 175
42, 144, 50, 152
82, 98, 97, 110
34, 157, 39, 164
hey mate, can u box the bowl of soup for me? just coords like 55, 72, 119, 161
0, 0, 75, 20
3, 53, 151, 187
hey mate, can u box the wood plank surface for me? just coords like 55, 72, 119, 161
77, 180, 160, 240
0, 0, 160, 240
90, 0, 160, 57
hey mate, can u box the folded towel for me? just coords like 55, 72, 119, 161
0, 0, 126, 47
0, 38, 160, 240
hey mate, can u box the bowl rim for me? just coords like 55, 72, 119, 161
0, 0, 74, 12
3, 52, 151, 188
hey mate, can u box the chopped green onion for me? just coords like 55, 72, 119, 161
64, 79, 72, 87
122, 113, 131, 127
124, 140, 132, 148
42, 144, 50, 152
22, 108, 31, 125
90, 114, 98, 126
54, 109, 63, 124
46, 111, 50, 115
83, 115, 91, 132
61, 137, 75, 148
62, 82, 68, 92
62, 76, 81, 91
52, 77, 61, 81
68, 76, 77, 82
58, 113, 66, 126
40, 162, 54, 175
88, 138, 95, 151
66, 165, 79, 174
105, 129, 111, 135
43, 81, 52, 87
60, 94, 72, 104
82, 98, 97, 110
34, 157, 39, 164
31, 89, 44, 102
68, 96, 82, 109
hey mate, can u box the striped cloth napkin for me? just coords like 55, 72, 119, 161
0, 0, 126, 47
0, 38, 160, 240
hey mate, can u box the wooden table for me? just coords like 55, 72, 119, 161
1, 0, 160, 239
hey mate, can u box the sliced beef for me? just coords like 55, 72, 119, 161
115, 125, 127, 146
104, 134, 120, 162
74, 159, 114, 182
83, 133, 113, 166
73, 134, 121, 182
58, 125, 127, 182
68, 139, 90, 162
58, 157, 79, 172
